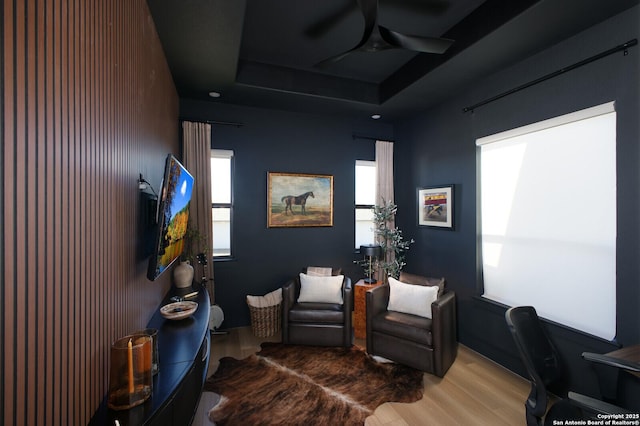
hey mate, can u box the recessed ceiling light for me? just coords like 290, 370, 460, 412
208, 91, 221, 98
371, 114, 381, 120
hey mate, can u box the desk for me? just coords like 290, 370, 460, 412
353, 279, 381, 339
604, 344, 640, 411
606, 344, 640, 379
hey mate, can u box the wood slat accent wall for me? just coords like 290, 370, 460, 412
2, 1, 179, 424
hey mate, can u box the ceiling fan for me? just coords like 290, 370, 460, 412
314, 0, 455, 68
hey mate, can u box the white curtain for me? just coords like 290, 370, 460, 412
375, 140, 395, 280
375, 140, 394, 206
182, 121, 215, 303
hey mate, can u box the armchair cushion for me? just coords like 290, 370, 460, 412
298, 273, 345, 304
372, 310, 433, 346
388, 276, 439, 319
289, 302, 345, 323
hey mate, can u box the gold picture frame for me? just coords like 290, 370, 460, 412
267, 172, 334, 228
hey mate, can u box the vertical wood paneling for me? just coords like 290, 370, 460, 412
3, 0, 16, 422
0, 0, 6, 414
25, 0, 38, 424
2, 1, 179, 424
15, 1, 27, 424
35, 2, 48, 425
43, 1, 55, 422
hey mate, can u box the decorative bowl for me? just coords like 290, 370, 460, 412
160, 301, 198, 321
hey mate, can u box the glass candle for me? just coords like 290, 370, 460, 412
107, 334, 152, 410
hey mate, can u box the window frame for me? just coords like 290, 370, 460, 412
355, 160, 376, 250
211, 149, 234, 260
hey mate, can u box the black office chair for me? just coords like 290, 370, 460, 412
505, 306, 634, 426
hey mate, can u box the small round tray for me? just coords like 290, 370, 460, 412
160, 301, 198, 321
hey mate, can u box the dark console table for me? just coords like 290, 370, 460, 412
90, 284, 211, 426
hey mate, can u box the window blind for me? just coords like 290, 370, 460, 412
477, 102, 617, 340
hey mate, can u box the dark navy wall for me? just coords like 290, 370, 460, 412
180, 5, 638, 402
394, 6, 639, 398
179, 100, 394, 328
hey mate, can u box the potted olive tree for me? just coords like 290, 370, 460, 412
373, 199, 414, 281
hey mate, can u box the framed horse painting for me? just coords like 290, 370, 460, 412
267, 172, 334, 227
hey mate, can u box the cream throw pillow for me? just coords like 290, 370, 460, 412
387, 276, 439, 319
298, 273, 344, 304
306, 266, 333, 276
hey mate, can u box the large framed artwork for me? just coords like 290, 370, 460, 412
267, 172, 334, 228
418, 185, 454, 229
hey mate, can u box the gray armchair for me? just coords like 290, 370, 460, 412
366, 272, 457, 376
282, 268, 353, 347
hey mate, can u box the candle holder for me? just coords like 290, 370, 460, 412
133, 328, 159, 375
107, 334, 153, 410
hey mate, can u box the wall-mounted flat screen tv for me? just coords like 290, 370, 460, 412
147, 154, 195, 281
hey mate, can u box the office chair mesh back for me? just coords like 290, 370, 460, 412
506, 306, 580, 426
510, 308, 561, 382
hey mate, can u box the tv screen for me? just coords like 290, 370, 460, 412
147, 154, 195, 281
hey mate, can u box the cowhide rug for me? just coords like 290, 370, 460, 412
204, 342, 424, 425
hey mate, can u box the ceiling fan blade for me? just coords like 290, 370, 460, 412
355, 0, 379, 46
315, 0, 379, 68
378, 25, 454, 54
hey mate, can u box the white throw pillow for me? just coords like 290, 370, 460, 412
298, 273, 344, 304
305, 266, 333, 276
387, 276, 439, 319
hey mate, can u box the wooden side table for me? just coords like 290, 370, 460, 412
353, 279, 381, 339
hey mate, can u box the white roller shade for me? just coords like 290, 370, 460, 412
478, 102, 617, 340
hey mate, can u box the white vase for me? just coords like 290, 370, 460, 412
174, 261, 194, 288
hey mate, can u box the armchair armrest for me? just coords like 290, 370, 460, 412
342, 277, 353, 346
432, 291, 457, 377
365, 284, 389, 353
282, 279, 298, 310
342, 277, 353, 312
282, 278, 299, 344
366, 284, 389, 318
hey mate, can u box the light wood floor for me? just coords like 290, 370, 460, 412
193, 327, 529, 425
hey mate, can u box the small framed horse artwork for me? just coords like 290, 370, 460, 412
267, 172, 334, 227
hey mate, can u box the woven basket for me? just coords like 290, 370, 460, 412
248, 302, 281, 338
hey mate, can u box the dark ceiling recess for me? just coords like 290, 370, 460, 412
379, 0, 541, 103
313, 0, 455, 69
147, 0, 640, 119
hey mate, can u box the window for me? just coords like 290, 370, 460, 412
355, 160, 376, 248
477, 102, 616, 340
211, 149, 233, 257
